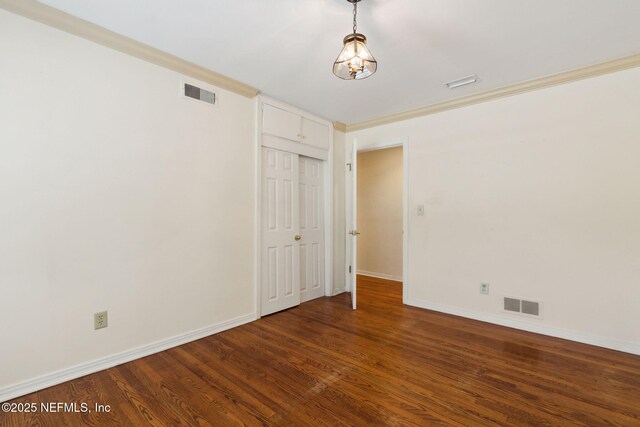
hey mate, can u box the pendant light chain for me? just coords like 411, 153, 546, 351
353, 1, 357, 34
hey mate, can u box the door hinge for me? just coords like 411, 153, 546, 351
349, 265, 352, 273
346, 163, 352, 171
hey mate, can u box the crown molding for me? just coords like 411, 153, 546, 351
345, 53, 640, 132
333, 122, 347, 132
0, 0, 259, 98
3, 1, 638, 126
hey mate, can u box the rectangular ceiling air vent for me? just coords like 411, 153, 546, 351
503, 296, 542, 318
183, 82, 217, 106
445, 75, 478, 89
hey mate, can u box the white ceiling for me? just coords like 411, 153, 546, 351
39, 0, 640, 124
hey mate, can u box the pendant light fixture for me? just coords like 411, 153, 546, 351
333, 0, 377, 80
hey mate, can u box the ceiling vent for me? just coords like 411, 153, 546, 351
445, 75, 478, 89
183, 82, 217, 106
503, 296, 541, 318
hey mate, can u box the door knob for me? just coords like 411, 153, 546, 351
294, 235, 302, 241
349, 230, 361, 236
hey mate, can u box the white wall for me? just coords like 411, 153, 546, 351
332, 129, 346, 294
357, 147, 403, 280
348, 67, 640, 354
0, 9, 256, 396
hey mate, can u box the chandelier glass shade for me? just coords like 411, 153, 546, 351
333, 33, 377, 80
332, 0, 377, 80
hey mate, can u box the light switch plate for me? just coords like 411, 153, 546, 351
417, 205, 425, 216
480, 283, 490, 295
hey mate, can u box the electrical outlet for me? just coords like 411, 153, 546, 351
480, 283, 490, 295
417, 205, 425, 216
94, 311, 108, 330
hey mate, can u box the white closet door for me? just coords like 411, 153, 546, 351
261, 148, 301, 316
299, 156, 325, 303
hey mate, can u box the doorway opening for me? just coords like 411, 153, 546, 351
356, 146, 404, 301
345, 137, 408, 310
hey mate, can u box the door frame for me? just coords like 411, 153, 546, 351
255, 96, 334, 318
349, 137, 409, 304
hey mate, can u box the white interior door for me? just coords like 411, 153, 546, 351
262, 148, 300, 316
345, 139, 358, 309
299, 156, 325, 303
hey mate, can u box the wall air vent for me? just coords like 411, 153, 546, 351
504, 297, 521, 313
183, 82, 217, 106
503, 296, 542, 318
521, 300, 540, 316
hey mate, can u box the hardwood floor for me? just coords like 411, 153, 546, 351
3, 275, 640, 426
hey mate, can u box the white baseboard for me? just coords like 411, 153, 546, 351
405, 298, 640, 356
0, 313, 257, 403
357, 270, 403, 282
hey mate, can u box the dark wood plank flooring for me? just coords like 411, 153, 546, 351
2, 275, 640, 426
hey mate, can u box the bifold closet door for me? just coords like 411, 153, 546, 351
299, 156, 325, 303
261, 148, 300, 316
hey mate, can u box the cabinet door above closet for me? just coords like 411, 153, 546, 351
260, 98, 331, 161
262, 104, 301, 142
301, 117, 330, 150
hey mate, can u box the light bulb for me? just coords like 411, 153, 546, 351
349, 57, 364, 75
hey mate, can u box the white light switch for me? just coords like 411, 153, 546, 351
417, 205, 425, 216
